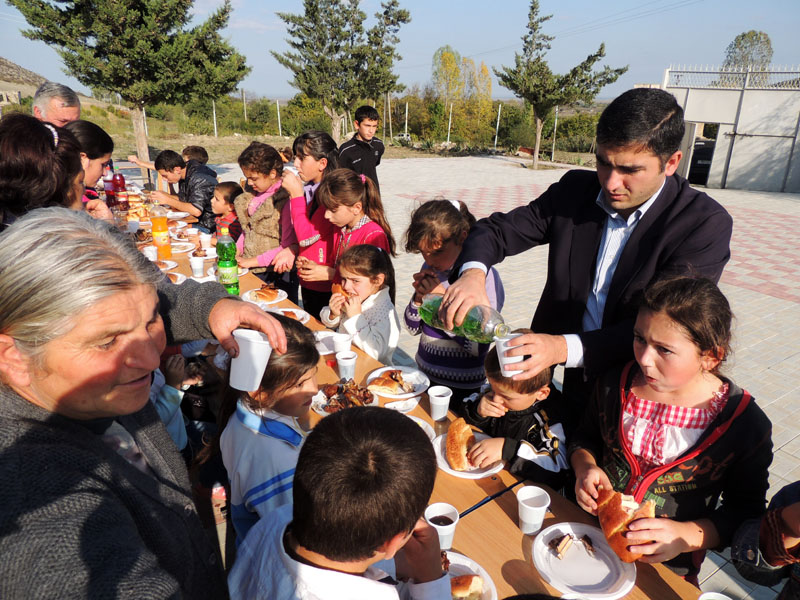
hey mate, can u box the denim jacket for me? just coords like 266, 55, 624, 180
732, 482, 800, 599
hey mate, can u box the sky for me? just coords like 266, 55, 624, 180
1, 0, 798, 102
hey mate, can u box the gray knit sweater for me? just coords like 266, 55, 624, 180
0, 278, 232, 599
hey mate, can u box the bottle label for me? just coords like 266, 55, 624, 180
153, 230, 170, 247
218, 265, 238, 285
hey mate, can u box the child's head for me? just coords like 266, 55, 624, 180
212, 181, 243, 216
404, 199, 476, 272
337, 244, 395, 304
635, 276, 731, 385
292, 131, 339, 185
181, 145, 209, 164
237, 142, 284, 194
485, 329, 552, 411
243, 314, 320, 418
154, 150, 185, 184
317, 168, 396, 255
292, 406, 436, 562
353, 105, 379, 142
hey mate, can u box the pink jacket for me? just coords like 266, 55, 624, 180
290, 194, 339, 292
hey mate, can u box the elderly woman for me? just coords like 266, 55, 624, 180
0, 208, 284, 598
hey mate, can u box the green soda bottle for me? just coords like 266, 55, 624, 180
216, 227, 239, 295
417, 293, 509, 344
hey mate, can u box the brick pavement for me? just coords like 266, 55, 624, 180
214, 156, 800, 599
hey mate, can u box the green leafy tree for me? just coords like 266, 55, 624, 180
273, 0, 410, 143
494, 0, 627, 168
723, 30, 773, 70
431, 46, 463, 110
8, 0, 249, 171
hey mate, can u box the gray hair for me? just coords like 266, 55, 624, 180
0, 207, 161, 362
33, 82, 81, 118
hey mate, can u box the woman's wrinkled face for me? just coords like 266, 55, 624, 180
24, 284, 166, 419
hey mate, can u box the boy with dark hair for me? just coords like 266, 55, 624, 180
228, 406, 449, 599
339, 105, 385, 190
152, 149, 218, 233
181, 144, 210, 165
464, 329, 570, 491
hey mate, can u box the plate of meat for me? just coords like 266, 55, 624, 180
365, 366, 429, 400
191, 247, 217, 259
311, 380, 378, 416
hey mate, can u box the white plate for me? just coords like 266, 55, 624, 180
433, 432, 503, 479
171, 242, 195, 254
154, 260, 177, 271
168, 220, 188, 230
406, 415, 435, 441
241, 287, 288, 305
267, 307, 310, 324
207, 265, 250, 278
532, 522, 636, 600
166, 211, 189, 219
310, 388, 379, 417
365, 366, 430, 400
164, 272, 187, 285
446, 551, 498, 600
314, 331, 340, 355
384, 397, 421, 413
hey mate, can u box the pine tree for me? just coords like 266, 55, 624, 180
494, 0, 627, 168
273, 0, 410, 143
9, 0, 250, 172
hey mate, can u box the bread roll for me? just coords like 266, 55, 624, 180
595, 486, 655, 563
450, 574, 482, 600
446, 418, 475, 471
252, 285, 279, 302
367, 370, 412, 395
331, 283, 349, 297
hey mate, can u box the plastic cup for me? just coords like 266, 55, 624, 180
189, 256, 206, 278
142, 246, 158, 261
698, 594, 734, 600
335, 350, 357, 381
199, 233, 212, 248
517, 486, 550, 535
187, 228, 200, 242
494, 332, 525, 377
332, 333, 352, 353
127, 220, 140, 234
424, 502, 459, 550
427, 385, 452, 421
229, 329, 273, 391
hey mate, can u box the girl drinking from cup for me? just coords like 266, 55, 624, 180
568, 276, 772, 583
316, 168, 396, 261
403, 199, 505, 412
217, 314, 320, 541
320, 244, 400, 365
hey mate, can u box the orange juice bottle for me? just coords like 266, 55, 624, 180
150, 205, 172, 259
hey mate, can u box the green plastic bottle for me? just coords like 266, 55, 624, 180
216, 227, 239, 295
417, 293, 509, 344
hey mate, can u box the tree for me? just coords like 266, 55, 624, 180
273, 0, 410, 143
494, 0, 627, 168
9, 0, 249, 175
431, 46, 463, 110
723, 30, 773, 70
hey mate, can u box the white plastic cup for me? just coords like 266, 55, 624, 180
424, 502, 459, 550
698, 594, 734, 600
494, 332, 525, 377
142, 246, 158, 261
199, 232, 212, 248
427, 385, 452, 421
335, 350, 357, 381
332, 332, 352, 353
127, 219, 140, 234
229, 329, 273, 391
189, 256, 206, 278
517, 485, 550, 535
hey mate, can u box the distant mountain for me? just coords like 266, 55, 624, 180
0, 56, 46, 87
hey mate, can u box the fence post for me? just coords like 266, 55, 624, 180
404, 102, 409, 139
276, 100, 282, 137
447, 103, 453, 144
493, 103, 502, 150
242, 89, 247, 122
551, 105, 558, 160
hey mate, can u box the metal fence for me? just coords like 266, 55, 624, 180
664, 65, 800, 90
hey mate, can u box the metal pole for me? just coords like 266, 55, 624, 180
276, 100, 282, 137
212, 99, 218, 138
382, 95, 387, 139
493, 103, 502, 150
388, 94, 393, 140
551, 105, 559, 160
447, 103, 453, 144
242, 89, 247, 122
404, 102, 408, 138
143, 105, 149, 137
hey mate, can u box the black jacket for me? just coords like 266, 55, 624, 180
180, 159, 218, 231
338, 135, 385, 190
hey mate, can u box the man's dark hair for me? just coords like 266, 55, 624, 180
154, 149, 185, 171
181, 145, 209, 164
596, 88, 685, 166
292, 406, 436, 562
354, 105, 379, 123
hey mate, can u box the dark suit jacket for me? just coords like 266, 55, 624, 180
452, 169, 732, 377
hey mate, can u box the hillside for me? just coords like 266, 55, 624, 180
0, 56, 46, 87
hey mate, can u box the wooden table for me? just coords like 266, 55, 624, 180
168, 247, 700, 600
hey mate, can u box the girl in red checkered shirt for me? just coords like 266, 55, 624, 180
568, 277, 772, 582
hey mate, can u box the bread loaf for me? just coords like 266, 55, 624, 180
450, 574, 482, 599
595, 486, 654, 563
446, 418, 475, 471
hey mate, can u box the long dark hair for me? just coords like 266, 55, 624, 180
237, 141, 289, 207
404, 198, 476, 254
316, 168, 396, 256
337, 244, 396, 303
64, 119, 114, 159
292, 131, 339, 178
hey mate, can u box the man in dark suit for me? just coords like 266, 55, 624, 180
441, 88, 732, 423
